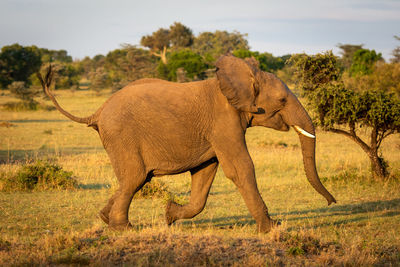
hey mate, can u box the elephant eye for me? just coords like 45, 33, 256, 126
279, 98, 287, 105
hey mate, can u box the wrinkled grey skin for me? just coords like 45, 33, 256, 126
38, 55, 336, 233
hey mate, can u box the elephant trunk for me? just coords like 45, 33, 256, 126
298, 131, 336, 205
283, 93, 336, 205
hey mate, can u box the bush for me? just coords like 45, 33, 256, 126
1, 101, 55, 111
134, 180, 186, 205
7, 81, 38, 102
0, 161, 77, 191
135, 180, 169, 199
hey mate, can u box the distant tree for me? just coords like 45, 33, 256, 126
350, 49, 383, 76
51, 62, 81, 89
290, 52, 400, 179
169, 22, 194, 48
193, 31, 249, 63
391, 35, 400, 63
337, 43, 363, 69
8, 81, 38, 103
105, 45, 157, 84
141, 22, 194, 64
233, 49, 290, 72
89, 67, 109, 94
0, 43, 42, 88
158, 49, 208, 81
343, 62, 400, 97
39, 48, 72, 63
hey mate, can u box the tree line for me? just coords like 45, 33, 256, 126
0, 22, 292, 93
1, 23, 399, 179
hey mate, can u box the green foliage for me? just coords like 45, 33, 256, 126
350, 49, 382, 76
2, 101, 39, 111
343, 63, 400, 97
169, 22, 194, 48
89, 67, 109, 93
337, 43, 363, 69
289, 51, 341, 96
0, 43, 42, 88
233, 49, 290, 72
290, 51, 400, 179
134, 180, 169, 199
39, 48, 72, 63
140, 22, 194, 64
105, 45, 157, 84
159, 50, 208, 81
291, 52, 400, 132
0, 161, 77, 191
141, 28, 171, 51
192, 30, 249, 63
50, 62, 81, 89
359, 90, 400, 131
7, 81, 38, 102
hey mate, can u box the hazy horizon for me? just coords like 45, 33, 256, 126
1, 0, 399, 60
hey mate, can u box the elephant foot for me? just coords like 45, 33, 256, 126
258, 218, 281, 233
109, 221, 133, 231
165, 201, 182, 225
99, 210, 109, 225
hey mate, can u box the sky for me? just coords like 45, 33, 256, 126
0, 0, 399, 60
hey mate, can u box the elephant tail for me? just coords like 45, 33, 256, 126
37, 65, 97, 129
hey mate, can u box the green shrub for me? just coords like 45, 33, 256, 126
135, 180, 169, 199
0, 161, 77, 191
1, 101, 55, 111
134, 180, 186, 204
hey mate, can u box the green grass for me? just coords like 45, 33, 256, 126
0, 89, 399, 265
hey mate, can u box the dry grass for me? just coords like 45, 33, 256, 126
0, 89, 399, 265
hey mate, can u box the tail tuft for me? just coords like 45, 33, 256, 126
37, 64, 93, 125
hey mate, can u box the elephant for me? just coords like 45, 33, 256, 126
37, 55, 336, 233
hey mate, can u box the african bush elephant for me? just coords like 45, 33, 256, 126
38, 55, 336, 233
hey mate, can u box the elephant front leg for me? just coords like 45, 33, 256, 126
166, 159, 218, 225
213, 140, 278, 233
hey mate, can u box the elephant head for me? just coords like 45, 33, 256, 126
216, 55, 336, 205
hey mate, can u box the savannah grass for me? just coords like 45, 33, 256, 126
0, 89, 399, 265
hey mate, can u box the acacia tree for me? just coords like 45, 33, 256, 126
158, 49, 208, 81
140, 22, 193, 64
337, 43, 363, 69
192, 30, 249, 63
290, 52, 400, 179
105, 45, 157, 85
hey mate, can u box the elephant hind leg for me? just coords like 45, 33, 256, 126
101, 151, 149, 230
166, 158, 218, 225
99, 171, 153, 226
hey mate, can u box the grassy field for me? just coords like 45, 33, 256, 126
0, 89, 399, 266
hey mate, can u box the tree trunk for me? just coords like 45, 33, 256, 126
329, 127, 390, 180
368, 149, 388, 180
160, 46, 167, 65
369, 128, 388, 180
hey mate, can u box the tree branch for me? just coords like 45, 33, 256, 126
377, 129, 395, 148
328, 127, 371, 154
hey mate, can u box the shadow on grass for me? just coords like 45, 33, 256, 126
0, 146, 105, 164
79, 183, 111, 190
180, 198, 400, 230
279, 198, 400, 217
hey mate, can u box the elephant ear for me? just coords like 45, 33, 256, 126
215, 55, 259, 113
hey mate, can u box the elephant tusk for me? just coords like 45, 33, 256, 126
293, 125, 315, 138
